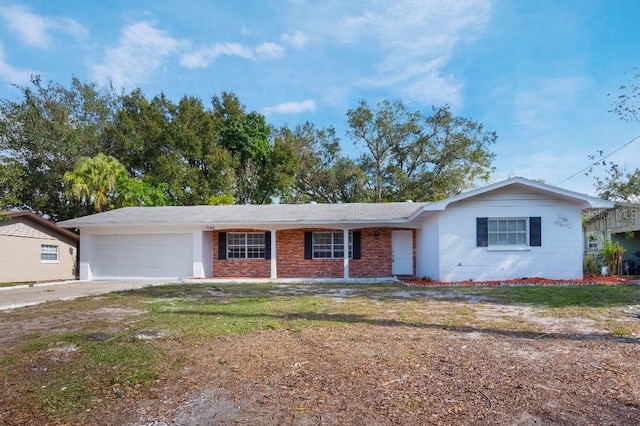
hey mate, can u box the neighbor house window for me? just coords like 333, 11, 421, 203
41, 244, 59, 262
312, 231, 352, 259
587, 237, 598, 250
488, 219, 527, 245
227, 232, 265, 259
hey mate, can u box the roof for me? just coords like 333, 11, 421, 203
421, 176, 614, 211
56, 177, 615, 229
57, 202, 428, 228
1, 211, 80, 242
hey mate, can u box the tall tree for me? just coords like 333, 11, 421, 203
64, 153, 167, 214
0, 76, 119, 220
64, 153, 127, 213
347, 100, 419, 202
275, 122, 367, 203
589, 71, 640, 201
211, 92, 273, 203
593, 163, 640, 202
347, 100, 496, 202
610, 69, 640, 125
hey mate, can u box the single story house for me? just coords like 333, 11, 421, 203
57, 177, 612, 282
1, 211, 79, 283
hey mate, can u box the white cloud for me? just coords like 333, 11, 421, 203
513, 77, 591, 130
263, 99, 317, 115
181, 41, 284, 69
181, 43, 254, 68
91, 22, 184, 89
256, 42, 285, 59
286, 0, 491, 108
0, 42, 32, 86
281, 30, 309, 49
0, 4, 88, 48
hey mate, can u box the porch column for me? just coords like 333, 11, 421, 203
79, 233, 92, 281
343, 228, 350, 279
192, 230, 205, 278
270, 229, 277, 278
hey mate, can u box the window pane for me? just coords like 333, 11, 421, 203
487, 218, 527, 246
313, 233, 331, 245
41, 245, 58, 261
228, 248, 243, 259
488, 233, 497, 245
247, 233, 264, 245
312, 231, 352, 258
227, 232, 265, 259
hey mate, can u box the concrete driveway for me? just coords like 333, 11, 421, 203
0, 280, 176, 310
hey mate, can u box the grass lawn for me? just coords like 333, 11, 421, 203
1, 282, 639, 425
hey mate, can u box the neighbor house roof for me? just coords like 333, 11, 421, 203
1, 211, 80, 242
57, 202, 429, 229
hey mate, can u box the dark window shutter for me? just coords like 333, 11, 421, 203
304, 232, 313, 259
353, 231, 361, 259
530, 217, 541, 246
218, 232, 227, 260
264, 231, 271, 260
476, 218, 488, 247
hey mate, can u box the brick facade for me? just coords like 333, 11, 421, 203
212, 227, 416, 279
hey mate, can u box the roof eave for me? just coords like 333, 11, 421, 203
2, 211, 80, 242
417, 177, 614, 212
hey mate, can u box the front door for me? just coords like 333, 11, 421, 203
392, 230, 413, 275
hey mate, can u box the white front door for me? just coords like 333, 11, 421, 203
392, 230, 413, 275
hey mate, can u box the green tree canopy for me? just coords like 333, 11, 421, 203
347, 100, 496, 202
64, 153, 168, 213
275, 122, 367, 203
211, 92, 274, 204
64, 153, 127, 213
590, 71, 640, 201
0, 76, 501, 217
0, 76, 119, 219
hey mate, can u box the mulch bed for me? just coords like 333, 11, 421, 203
402, 275, 638, 287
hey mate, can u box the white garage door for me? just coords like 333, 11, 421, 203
92, 234, 193, 279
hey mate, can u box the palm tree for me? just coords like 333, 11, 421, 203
64, 153, 127, 212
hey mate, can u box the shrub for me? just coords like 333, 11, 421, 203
601, 239, 625, 276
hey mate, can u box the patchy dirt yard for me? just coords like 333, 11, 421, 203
1, 283, 639, 425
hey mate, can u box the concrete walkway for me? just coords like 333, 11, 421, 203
0, 280, 175, 311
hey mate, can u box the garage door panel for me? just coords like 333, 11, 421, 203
93, 234, 192, 279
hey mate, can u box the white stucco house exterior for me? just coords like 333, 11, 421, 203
57, 177, 613, 282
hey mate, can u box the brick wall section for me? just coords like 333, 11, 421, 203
276, 229, 343, 278
212, 229, 271, 278
212, 227, 416, 279
350, 227, 392, 278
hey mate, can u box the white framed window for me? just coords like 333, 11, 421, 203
488, 218, 527, 246
227, 232, 265, 259
587, 237, 598, 250
41, 244, 59, 262
313, 231, 352, 259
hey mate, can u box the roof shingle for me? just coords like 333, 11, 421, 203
57, 202, 428, 228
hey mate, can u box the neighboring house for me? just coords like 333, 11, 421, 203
57, 177, 612, 282
583, 202, 640, 274
0, 211, 79, 283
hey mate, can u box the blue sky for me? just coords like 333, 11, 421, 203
0, 0, 638, 196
